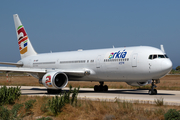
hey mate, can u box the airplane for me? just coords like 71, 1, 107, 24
0, 14, 172, 95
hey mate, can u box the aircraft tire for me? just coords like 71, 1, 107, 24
94, 85, 108, 92
153, 89, 157, 95
148, 89, 153, 95
94, 85, 99, 92
103, 85, 108, 92
148, 89, 157, 95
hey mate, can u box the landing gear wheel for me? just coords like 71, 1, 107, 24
153, 89, 157, 95
148, 79, 158, 95
148, 89, 152, 95
94, 85, 99, 92
148, 89, 157, 95
103, 85, 108, 92
94, 82, 108, 92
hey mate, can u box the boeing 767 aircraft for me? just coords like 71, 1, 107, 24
0, 14, 172, 95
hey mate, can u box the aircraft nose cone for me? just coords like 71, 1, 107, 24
161, 59, 173, 73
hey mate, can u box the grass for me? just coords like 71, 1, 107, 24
1, 95, 180, 120
0, 82, 180, 120
154, 97, 164, 106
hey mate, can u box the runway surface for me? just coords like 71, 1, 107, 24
19, 86, 180, 106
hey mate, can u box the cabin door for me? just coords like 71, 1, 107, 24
96, 55, 101, 69
132, 54, 138, 67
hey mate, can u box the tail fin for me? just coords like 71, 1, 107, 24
160, 44, 165, 53
13, 14, 37, 59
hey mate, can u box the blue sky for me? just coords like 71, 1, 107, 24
0, 1, 179, 68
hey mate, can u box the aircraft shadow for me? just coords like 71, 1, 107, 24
21, 88, 175, 96
77, 89, 175, 96
21, 88, 47, 90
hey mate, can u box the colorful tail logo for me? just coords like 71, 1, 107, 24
17, 25, 28, 54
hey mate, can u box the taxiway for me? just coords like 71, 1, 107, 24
19, 86, 180, 106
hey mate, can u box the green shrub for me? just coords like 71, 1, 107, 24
11, 103, 23, 118
71, 86, 80, 106
41, 103, 49, 113
63, 85, 72, 104
0, 103, 24, 120
0, 86, 21, 105
25, 99, 36, 112
22, 99, 36, 118
0, 106, 10, 120
0, 99, 37, 120
164, 109, 180, 120
36, 117, 53, 120
48, 96, 63, 115
47, 85, 80, 116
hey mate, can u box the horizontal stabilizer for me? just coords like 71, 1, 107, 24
0, 62, 23, 67
0, 67, 46, 73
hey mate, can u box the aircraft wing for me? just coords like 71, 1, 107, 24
0, 67, 90, 77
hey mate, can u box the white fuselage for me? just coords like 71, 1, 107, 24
20, 46, 172, 82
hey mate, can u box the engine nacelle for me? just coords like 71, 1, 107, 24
42, 72, 68, 89
126, 80, 151, 87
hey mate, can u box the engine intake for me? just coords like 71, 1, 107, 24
42, 72, 68, 89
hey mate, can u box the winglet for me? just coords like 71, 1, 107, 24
160, 45, 165, 53
13, 14, 37, 59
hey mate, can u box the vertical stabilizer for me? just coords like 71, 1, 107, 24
13, 14, 37, 59
160, 45, 165, 53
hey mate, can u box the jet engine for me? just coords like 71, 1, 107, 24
42, 72, 68, 89
126, 80, 151, 87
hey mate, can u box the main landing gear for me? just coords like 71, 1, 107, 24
148, 79, 160, 95
94, 81, 108, 92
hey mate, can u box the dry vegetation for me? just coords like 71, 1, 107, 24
0, 75, 180, 90
2, 96, 179, 120
1, 75, 180, 120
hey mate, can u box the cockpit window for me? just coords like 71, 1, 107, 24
158, 55, 165, 58
153, 55, 157, 59
165, 54, 169, 58
149, 54, 168, 60
148, 55, 152, 59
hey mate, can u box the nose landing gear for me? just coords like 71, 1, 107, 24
94, 81, 108, 92
148, 79, 160, 95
